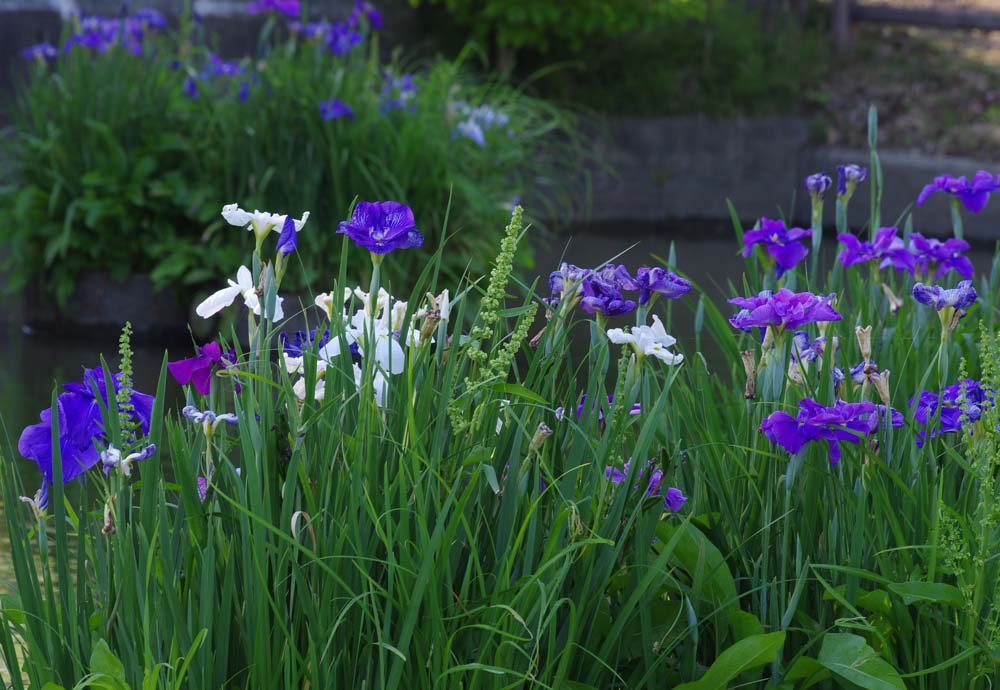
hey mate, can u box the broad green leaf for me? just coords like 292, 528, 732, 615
729, 609, 763, 641
785, 656, 831, 689
818, 633, 905, 690
656, 522, 738, 613
888, 582, 964, 608
89, 638, 129, 690
674, 632, 786, 690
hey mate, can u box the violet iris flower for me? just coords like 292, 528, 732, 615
275, 216, 298, 256
635, 267, 691, 305
837, 164, 868, 197
912, 280, 977, 311
337, 201, 423, 254
328, 22, 363, 55
548, 263, 588, 301
319, 98, 355, 121
742, 218, 812, 277
22, 42, 58, 60
836, 227, 916, 273
18, 367, 154, 485
246, 0, 301, 18
555, 394, 641, 423
908, 233, 974, 279
729, 289, 842, 333
380, 72, 418, 113
761, 398, 902, 466
916, 172, 1000, 213
791, 331, 835, 363
604, 461, 687, 512
910, 379, 993, 447
168, 341, 239, 395
580, 272, 637, 317
348, 1, 383, 29
805, 172, 833, 201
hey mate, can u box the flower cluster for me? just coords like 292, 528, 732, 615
247, 0, 301, 18
183, 53, 253, 102
60, 9, 168, 56
761, 398, 902, 466
838, 229, 974, 280
742, 218, 811, 277
607, 315, 684, 365
916, 171, 1000, 213
910, 379, 995, 447
380, 71, 419, 114
547, 263, 691, 317
605, 460, 687, 513
451, 101, 511, 147
19, 367, 155, 486
729, 289, 842, 333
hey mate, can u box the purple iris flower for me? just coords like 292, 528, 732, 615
908, 233, 974, 280
168, 341, 239, 395
275, 216, 298, 256
456, 121, 486, 147
131, 8, 168, 30
791, 331, 835, 363
729, 289, 842, 333
912, 280, 977, 311
742, 218, 811, 277
209, 53, 244, 78
556, 394, 641, 423
337, 201, 423, 254
580, 272, 637, 317
380, 72, 418, 114
761, 398, 901, 466
281, 329, 331, 356
837, 226, 916, 273
635, 267, 691, 305
22, 42, 58, 60
916, 171, 1000, 214
328, 22, 363, 55
246, 0, 301, 18
910, 379, 993, 446
348, 1, 383, 30
319, 98, 355, 121
837, 164, 868, 196
548, 263, 588, 299
604, 460, 687, 512
183, 75, 199, 99
805, 173, 832, 201
18, 367, 154, 485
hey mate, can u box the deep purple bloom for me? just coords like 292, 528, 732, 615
328, 22, 363, 55
168, 341, 236, 395
22, 42, 58, 60
912, 280, 977, 311
805, 173, 833, 200
348, 1, 383, 30
183, 75, 199, 99
916, 171, 1000, 214
910, 379, 993, 446
548, 263, 588, 299
664, 487, 687, 512
635, 267, 691, 305
761, 398, 900, 466
246, 0, 301, 18
380, 72, 418, 113
837, 164, 868, 197
729, 289, 842, 332
281, 328, 331, 356
908, 233, 974, 279
275, 216, 298, 256
319, 98, 354, 121
742, 218, 811, 277
791, 331, 835, 363
580, 273, 636, 317
837, 227, 916, 273
18, 367, 154, 485
337, 201, 423, 254
131, 8, 168, 30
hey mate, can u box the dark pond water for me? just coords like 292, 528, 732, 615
0, 224, 997, 587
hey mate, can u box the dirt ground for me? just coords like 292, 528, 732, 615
817, 0, 1000, 159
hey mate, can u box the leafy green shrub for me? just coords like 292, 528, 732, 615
0, 7, 580, 306
410, 0, 706, 53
